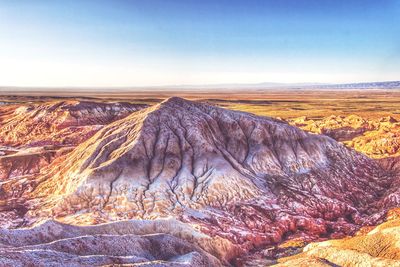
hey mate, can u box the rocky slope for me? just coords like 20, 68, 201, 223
289, 114, 400, 158
0, 100, 146, 147
0, 100, 146, 181
1, 97, 399, 266
1, 98, 394, 258
289, 114, 400, 210
274, 208, 400, 266
0, 219, 231, 266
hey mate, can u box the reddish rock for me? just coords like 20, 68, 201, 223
1, 97, 399, 266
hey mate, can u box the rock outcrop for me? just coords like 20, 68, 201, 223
1, 97, 399, 266
16, 98, 392, 247
274, 208, 400, 266
0, 219, 232, 266
0, 100, 146, 147
289, 114, 400, 158
0, 100, 146, 181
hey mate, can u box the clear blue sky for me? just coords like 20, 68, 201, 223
0, 0, 399, 86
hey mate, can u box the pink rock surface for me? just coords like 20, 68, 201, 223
27, 98, 393, 244
1, 97, 398, 266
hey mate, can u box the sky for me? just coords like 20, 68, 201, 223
0, 0, 399, 87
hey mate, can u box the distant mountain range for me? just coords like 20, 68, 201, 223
307, 81, 400, 90
1, 81, 400, 92
164, 80, 400, 90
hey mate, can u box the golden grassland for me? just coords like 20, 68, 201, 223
3, 89, 400, 120
213, 90, 400, 120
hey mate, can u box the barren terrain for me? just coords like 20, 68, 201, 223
1, 89, 400, 266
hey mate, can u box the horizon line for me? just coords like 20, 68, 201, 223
1, 80, 399, 90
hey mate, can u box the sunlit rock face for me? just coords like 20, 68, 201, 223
0, 219, 230, 267
274, 208, 400, 267
0, 100, 146, 180
289, 114, 400, 159
15, 98, 392, 248
289, 113, 400, 213
2, 97, 399, 266
289, 114, 374, 141
0, 100, 147, 147
0, 100, 147, 229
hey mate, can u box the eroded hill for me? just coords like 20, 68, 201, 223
1, 97, 400, 266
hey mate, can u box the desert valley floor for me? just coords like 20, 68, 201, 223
1, 89, 400, 266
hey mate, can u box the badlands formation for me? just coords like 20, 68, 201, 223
289, 114, 400, 158
0, 100, 146, 181
1, 97, 400, 266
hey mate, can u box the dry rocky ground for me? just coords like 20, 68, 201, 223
1, 95, 400, 266
289, 114, 400, 159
